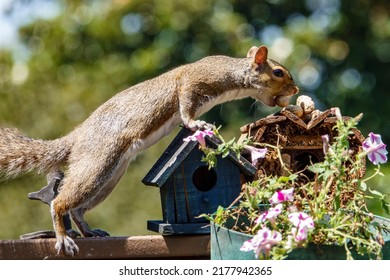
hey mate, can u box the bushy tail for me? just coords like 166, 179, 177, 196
0, 128, 70, 178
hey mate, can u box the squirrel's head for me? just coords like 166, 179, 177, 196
246, 45, 299, 107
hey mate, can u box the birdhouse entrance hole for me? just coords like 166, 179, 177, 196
192, 166, 217, 192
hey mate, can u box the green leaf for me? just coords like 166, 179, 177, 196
382, 201, 390, 215
358, 246, 368, 256
308, 164, 325, 173
278, 176, 291, 183
323, 170, 336, 179
216, 205, 224, 216
222, 149, 230, 158
217, 144, 225, 152
226, 138, 236, 146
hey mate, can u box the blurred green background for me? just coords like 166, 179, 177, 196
0, 0, 389, 239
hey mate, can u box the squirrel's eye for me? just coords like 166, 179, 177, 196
273, 69, 284, 78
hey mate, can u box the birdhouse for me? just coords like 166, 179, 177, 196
142, 127, 256, 235
239, 96, 366, 181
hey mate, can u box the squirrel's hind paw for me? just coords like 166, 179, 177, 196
83, 228, 110, 237
55, 235, 79, 256
67, 228, 81, 238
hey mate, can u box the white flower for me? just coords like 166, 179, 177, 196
288, 212, 315, 242
240, 227, 282, 259
288, 212, 314, 229
256, 204, 283, 224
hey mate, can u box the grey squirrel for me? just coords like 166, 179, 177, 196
0, 45, 298, 256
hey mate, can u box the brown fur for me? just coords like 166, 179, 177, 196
0, 46, 298, 256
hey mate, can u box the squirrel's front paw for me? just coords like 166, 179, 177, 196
186, 120, 214, 131
55, 235, 79, 256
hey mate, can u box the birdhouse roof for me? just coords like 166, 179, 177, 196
240, 108, 337, 134
142, 127, 256, 188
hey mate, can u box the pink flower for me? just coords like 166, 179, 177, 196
362, 132, 388, 165
256, 204, 283, 224
269, 188, 294, 204
244, 145, 267, 166
288, 212, 314, 228
288, 212, 314, 242
240, 227, 282, 258
183, 129, 214, 147
291, 226, 310, 242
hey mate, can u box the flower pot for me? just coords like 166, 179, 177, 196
210, 215, 390, 260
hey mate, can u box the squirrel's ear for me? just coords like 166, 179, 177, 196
246, 46, 259, 58
254, 45, 268, 65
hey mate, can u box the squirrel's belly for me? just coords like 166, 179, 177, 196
142, 113, 182, 150
195, 88, 259, 118
122, 113, 182, 164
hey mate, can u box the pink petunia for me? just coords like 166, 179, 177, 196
288, 212, 315, 242
183, 129, 214, 147
291, 226, 310, 242
240, 227, 282, 259
244, 145, 267, 166
362, 132, 388, 165
256, 204, 283, 224
269, 188, 294, 204
288, 212, 314, 228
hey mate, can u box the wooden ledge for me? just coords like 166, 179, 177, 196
0, 235, 210, 259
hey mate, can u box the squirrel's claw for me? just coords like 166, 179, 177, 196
186, 120, 214, 131
55, 235, 79, 256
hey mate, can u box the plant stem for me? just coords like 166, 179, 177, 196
361, 166, 381, 183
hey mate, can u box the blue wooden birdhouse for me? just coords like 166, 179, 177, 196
142, 127, 256, 235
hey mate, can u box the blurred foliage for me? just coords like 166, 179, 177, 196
0, 0, 389, 239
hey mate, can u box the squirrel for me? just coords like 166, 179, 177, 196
0, 45, 298, 256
